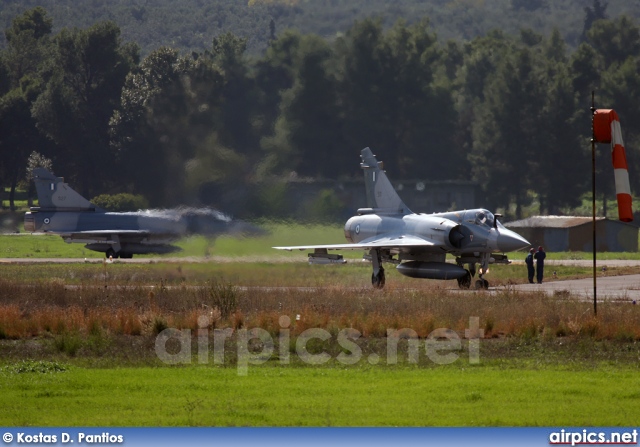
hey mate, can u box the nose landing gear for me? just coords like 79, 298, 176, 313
456, 257, 490, 289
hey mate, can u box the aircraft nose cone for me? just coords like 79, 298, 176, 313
497, 230, 530, 252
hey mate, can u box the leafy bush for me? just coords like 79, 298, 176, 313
91, 193, 149, 212
152, 317, 168, 335
305, 189, 344, 223
207, 279, 238, 318
3, 360, 68, 374
53, 332, 82, 356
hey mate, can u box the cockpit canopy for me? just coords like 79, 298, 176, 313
467, 209, 505, 229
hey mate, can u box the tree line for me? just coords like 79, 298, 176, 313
1, 0, 637, 57
1, 5, 639, 219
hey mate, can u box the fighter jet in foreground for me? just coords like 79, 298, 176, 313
274, 148, 530, 289
24, 168, 248, 258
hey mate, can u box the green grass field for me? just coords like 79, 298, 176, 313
3, 222, 640, 261
1, 361, 639, 426
0, 223, 349, 259
0, 257, 635, 288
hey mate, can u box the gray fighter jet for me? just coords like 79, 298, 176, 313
274, 148, 530, 289
23, 168, 241, 258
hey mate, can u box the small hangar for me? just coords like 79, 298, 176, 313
504, 216, 638, 252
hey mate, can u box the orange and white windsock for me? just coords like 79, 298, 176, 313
593, 109, 633, 222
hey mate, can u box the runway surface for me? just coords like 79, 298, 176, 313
510, 274, 640, 301
509, 260, 640, 301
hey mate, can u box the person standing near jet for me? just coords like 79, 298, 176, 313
525, 247, 535, 284
534, 246, 546, 284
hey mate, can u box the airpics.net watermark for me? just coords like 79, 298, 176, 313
155, 316, 484, 375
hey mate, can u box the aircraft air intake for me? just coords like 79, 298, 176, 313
448, 224, 465, 249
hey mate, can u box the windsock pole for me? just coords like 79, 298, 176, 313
590, 95, 635, 315
590, 93, 597, 316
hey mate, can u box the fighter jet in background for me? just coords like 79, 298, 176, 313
24, 168, 252, 258
274, 148, 530, 289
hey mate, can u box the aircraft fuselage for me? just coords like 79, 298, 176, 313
343, 208, 525, 259
25, 209, 185, 235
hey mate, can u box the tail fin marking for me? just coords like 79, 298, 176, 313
360, 147, 411, 215
32, 168, 97, 211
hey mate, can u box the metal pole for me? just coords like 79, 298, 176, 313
591, 91, 597, 316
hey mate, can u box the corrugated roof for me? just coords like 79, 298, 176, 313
505, 215, 606, 228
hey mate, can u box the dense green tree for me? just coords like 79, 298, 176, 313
207, 33, 259, 160
538, 63, 587, 214
112, 43, 261, 205
253, 30, 301, 146
511, 0, 547, 13
544, 28, 567, 64
111, 47, 220, 205
335, 19, 398, 172
4, 6, 51, 42
0, 85, 40, 209
0, 0, 635, 56
31, 21, 139, 197
581, 0, 608, 43
470, 48, 546, 218
3, 6, 51, 85
2, 5, 639, 220
587, 15, 640, 68
336, 19, 457, 180
0, 7, 52, 209
454, 31, 514, 186
261, 34, 343, 178
441, 40, 463, 82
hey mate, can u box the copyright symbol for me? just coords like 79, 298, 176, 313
2, 433, 12, 443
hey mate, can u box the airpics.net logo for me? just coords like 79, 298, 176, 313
549, 429, 638, 446
154, 316, 484, 375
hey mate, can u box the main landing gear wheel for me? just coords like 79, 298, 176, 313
475, 279, 489, 290
371, 268, 386, 289
105, 248, 117, 259
457, 270, 472, 289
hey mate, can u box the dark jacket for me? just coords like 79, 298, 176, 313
525, 253, 534, 267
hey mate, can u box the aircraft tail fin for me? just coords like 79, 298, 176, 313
360, 148, 411, 215
32, 168, 98, 211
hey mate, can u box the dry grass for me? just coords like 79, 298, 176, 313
0, 275, 639, 343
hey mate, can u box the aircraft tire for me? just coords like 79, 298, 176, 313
371, 269, 386, 289
106, 248, 117, 259
475, 279, 489, 290
457, 271, 472, 289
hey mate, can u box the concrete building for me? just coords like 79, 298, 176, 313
504, 216, 638, 252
